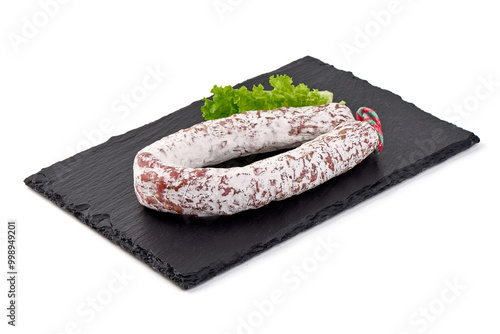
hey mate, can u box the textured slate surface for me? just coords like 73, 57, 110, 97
24, 56, 479, 289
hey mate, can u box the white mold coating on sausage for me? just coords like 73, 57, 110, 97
139, 103, 355, 168
133, 103, 377, 216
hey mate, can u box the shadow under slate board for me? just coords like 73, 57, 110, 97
24, 56, 480, 289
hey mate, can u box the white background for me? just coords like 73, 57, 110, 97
1, 0, 499, 333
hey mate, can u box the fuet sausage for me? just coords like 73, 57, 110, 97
133, 103, 383, 216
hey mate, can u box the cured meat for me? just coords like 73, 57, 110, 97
133, 103, 382, 216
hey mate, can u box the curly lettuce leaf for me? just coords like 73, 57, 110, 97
201, 75, 334, 120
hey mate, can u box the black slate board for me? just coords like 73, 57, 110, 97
24, 56, 479, 289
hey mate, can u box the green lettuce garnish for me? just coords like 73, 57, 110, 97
201, 74, 334, 120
